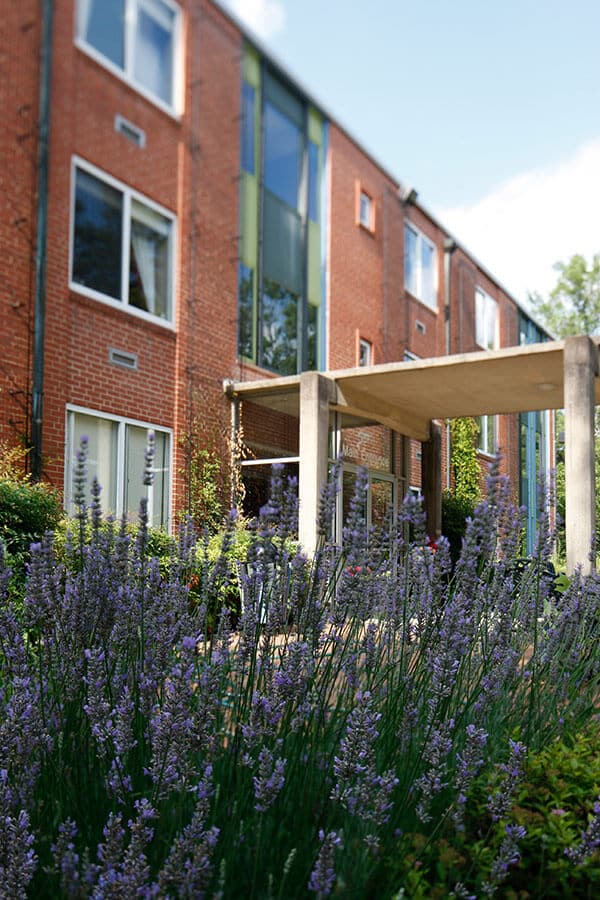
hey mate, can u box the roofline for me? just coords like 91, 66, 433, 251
212, 0, 553, 341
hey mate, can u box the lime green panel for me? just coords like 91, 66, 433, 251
308, 107, 323, 146
307, 220, 321, 307
240, 172, 258, 268
242, 44, 261, 88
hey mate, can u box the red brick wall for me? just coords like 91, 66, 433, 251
0, 2, 41, 459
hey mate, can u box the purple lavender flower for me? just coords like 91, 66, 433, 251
332, 692, 398, 826
487, 739, 527, 822
482, 823, 527, 895
253, 747, 286, 812
50, 819, 81, 898
565, 796, 600, 864
308, 830, 343, 897
453, 725, 488, 831
414, 719, 454, 824
0, 806, 37, 899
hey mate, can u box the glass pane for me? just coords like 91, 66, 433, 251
342, 470, 367, 528
307, 301, 318, 371
371, 478, 393, 529
150, 429, 170, 528
129, 199, 171, 319
71, 413, 118, 514
475, 290, 485, 346
134, 0, 175, 105
238, 264, 254, 358
486, 298, 497, 349
404, 224, 418, 296
360, 192, 371, 228
263, 192, 303, 295
307, 141, 319, 222
261, 280, 298, 375
241, 462, 299, 520
421, 239, 435, 307
73, 169, 123, 300
124, 425, 148, 519
241, 82, 255, 175
81, 0, 124, 69
264, 101, 302, 210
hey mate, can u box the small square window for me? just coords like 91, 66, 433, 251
76, 0, 181, 112
359, 338, 372, 367
71, 160, 175, 323
359, 190, 374, 230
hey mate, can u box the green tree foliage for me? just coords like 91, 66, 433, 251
529, 252, 600, 337
450, 416, 481, 504
529, 252, 600, 556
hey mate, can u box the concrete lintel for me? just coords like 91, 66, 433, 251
564, 336, 598, 575
421, 421, 442, 543
298, 372, 336, 555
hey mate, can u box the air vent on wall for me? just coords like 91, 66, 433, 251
114, 114, 146, 148
415, 320, 426, 334
109, 347, 138, 371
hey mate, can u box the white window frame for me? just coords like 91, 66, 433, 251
74, 0, 183, 117
404, 222, 437, 310
65, 405, 173, 527
358, 337, 372, 367
69, 157, 177, 328
475, 287, 498, 350
477, 414, 497, 456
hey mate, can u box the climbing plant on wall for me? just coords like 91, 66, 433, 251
450, 416, 481, 504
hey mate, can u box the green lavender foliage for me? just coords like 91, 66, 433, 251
0, 446, 599, 897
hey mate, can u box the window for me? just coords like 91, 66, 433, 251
238, 64, 325, 376
76, 0, 181, 112
66, 408, 171, 528
71, 160, 175, 324
359, 190, 374, 230
404, 222, 437, 309
477, 415, 497, 456
475, 288, 498, 350
359, 338, 372, 367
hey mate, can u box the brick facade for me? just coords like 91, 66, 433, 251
0, 0, 550, 531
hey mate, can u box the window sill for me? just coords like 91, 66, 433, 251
70, 285, 177, 334
404, 289, 438, 315
75, 39, 183, 122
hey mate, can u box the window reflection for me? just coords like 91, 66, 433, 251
264, 101, 301, 210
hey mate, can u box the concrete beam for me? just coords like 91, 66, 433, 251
564, 336, 598, 574
421, 421, 442, 543
298, 372, 336, 555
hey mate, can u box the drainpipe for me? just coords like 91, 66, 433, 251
443, 238, 457, 491
30, 0, 53, 480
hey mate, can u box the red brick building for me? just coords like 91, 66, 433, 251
1, 0, 551, 544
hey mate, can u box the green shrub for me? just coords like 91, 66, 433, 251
0, 478, 62, 555
442, 490, 475, 565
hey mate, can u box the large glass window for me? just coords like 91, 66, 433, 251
71, 161, 174, 323
475, 288, 498, 349
67, 409, 171, 528
76, 0, 180, 111
404, 222, 437, 309
238, 62, 325, 376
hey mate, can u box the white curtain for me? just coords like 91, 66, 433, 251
131, 221, 156, 313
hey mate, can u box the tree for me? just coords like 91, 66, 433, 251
529, 252, 600, 557
529, 253, 600, 337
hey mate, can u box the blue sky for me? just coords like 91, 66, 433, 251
219, 0, 600, 308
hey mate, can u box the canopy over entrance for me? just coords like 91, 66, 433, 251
227, 336, 600, 573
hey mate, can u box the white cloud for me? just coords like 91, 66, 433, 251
437, 139, 600, 305
225, 0, 286, 39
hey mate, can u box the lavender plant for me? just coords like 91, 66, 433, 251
0, 446, 599, 897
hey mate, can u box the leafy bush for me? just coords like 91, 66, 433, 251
0, 448, 599, 897
442, 490, 476, 565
